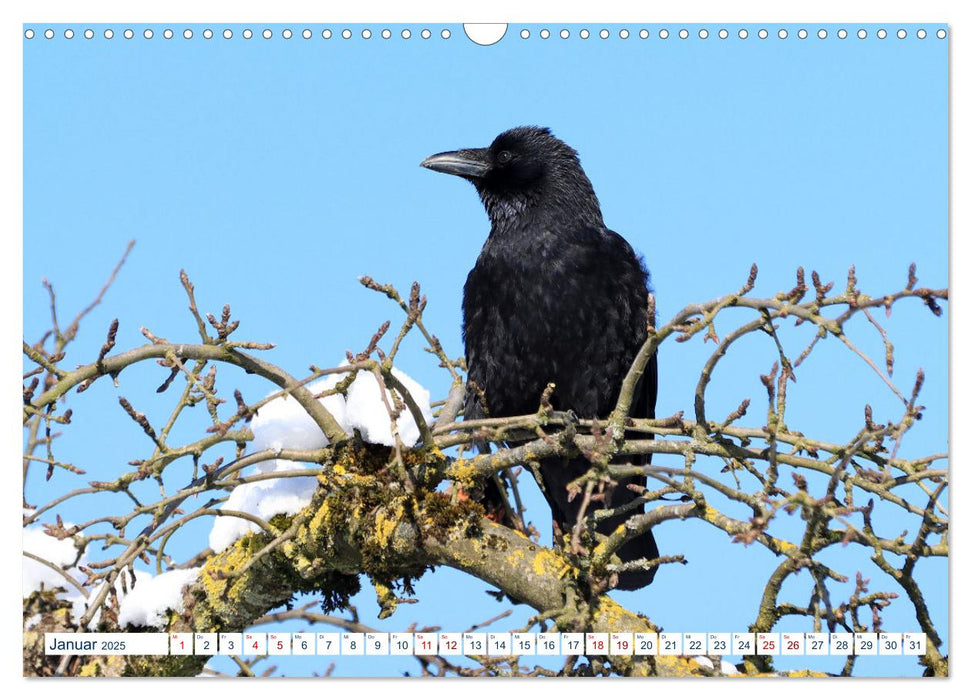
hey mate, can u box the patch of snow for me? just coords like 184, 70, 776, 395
23, 527, 85, 594
721, 658, 740, 675
208, 459, 319, 552
117, 568, 201, 629
343, 368, 432, 446
208, 364, 432, 552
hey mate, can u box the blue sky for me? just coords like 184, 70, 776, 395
23, 23, 947, 677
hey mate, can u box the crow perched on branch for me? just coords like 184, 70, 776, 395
421, 126, 659, 590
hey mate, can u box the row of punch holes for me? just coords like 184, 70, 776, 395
24, 26, 948, 43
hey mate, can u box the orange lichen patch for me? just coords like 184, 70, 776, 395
446, 458, 479, 485
531, 548, 573, 580
653, 655, 710, 677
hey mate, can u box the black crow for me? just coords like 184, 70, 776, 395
421, 126, 659, 590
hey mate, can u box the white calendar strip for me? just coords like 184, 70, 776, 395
45, 632, 927, 657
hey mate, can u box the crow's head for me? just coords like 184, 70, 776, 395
421, 126, 603, 228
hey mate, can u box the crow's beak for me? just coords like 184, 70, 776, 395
420, 148, 490, 179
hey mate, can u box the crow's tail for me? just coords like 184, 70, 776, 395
541, 456, 658, 591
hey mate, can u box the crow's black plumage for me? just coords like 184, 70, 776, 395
421, 126, 659, 590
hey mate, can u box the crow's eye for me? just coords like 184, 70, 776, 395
497, 150, 514, 164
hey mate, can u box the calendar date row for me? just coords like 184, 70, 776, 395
46, 631, 927, 658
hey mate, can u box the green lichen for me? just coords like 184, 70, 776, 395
189, 438, 526, 645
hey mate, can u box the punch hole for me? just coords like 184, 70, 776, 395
798, 29, 808, 39
540, 28, 550, 39
658, 29, 669, 39
442, 29, 451, 39
520, 29, 530, 39
758, 28, 768, 39
778, 29, 788, 39
640, 29, 649, 39
877, 29, 887, 39
738, 28, 748, 39
698, 29, 708, 39
24, 28, 34, 39
897, 29, 907, 39
679, 29, 689, 39
619, 29, 630, 39
84, 29, 94, 39
817, 29, 827, 39
401, 29, 411, 39
936, 29, 946, 39
203, 29, 214, 39
104, 29, 114, 39
463, 23, 507, 46
242, 28, 253, 40
858, 29, 867, 39
382, 29, 391, 39
718, 29, 728, 39
64, 29, 74, 39
580, 29, 590, 39
322, 29, 332, 39
302, 29, 311, 39
599, 29, 609, 39
283, 29, 293, 39
263, 29, 273, 39
144, 29, 154, 40
917, 29, 927, 39
560, 29, 569, 39
124, 28, 134, 39
223, 29, 232, 39
184, 29, 193, 39
341, 29, 351, 39
838, 29, 848, 39
362, 29, 372, 39
44, 28, 54, 39
163, 28, 174, 39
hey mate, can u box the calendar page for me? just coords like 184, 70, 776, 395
22, 13, 948, 679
